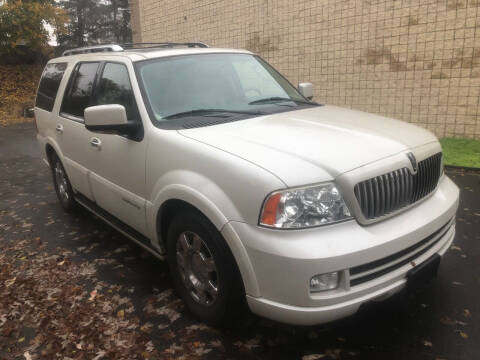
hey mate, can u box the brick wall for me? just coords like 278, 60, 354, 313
130, 0, 480, 139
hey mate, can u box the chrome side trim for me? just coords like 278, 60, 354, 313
74, 196, 165, 261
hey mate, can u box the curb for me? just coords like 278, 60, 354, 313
445, 165, 480, 172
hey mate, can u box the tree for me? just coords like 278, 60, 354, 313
0, 0, 67, 63
57, 0, 96, 48
110, 0, 132, 43
57, 0, 131, 49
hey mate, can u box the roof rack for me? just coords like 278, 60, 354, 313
62, 42, 209, 56
62, 44, 123, 56
122, 42, 209, 49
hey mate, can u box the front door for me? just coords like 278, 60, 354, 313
59, 60, 147, 234
85, 61, 147, 234
59, 61, 101, 201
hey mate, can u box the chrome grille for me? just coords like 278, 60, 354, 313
354, 153, 442, 220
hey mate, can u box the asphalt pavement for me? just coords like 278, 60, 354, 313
0, 122, 478, 360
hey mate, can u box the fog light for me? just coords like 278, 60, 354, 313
310, 272, 339, 292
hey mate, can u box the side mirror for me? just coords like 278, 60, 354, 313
298, 82, 314, 100
84, 104, 139, 136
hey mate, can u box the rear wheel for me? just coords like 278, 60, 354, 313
166, 209, 244, 326
50, 153, 76, 212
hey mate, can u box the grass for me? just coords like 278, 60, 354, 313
440, 137, 480, 168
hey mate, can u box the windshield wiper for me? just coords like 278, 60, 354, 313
163, 109, 262, 119
248, 97, 314, 105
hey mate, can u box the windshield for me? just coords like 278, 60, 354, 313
135, 53, 315, 125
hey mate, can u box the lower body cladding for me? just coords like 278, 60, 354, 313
221, 175, 459, 326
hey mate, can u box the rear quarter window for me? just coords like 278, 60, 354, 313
35, 63, 67, 112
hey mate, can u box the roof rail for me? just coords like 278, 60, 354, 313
61, 42, 209, 57
121, 42, 209, 49
62, 44, 124, 56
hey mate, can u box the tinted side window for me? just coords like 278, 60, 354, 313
36, 63, 67, 111
94, 63, 139, 120
61, 62, 99, 118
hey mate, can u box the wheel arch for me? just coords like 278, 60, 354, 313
45, 143, 55, 163
44, 138, 64, 167
156, 199, 201, 252
151, 192, 260, 297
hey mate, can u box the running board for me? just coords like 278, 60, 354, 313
74, 193, 165, 261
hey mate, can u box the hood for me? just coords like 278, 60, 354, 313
178, 105, 438, 187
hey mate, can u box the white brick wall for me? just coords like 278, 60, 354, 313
131, 0, 480, 139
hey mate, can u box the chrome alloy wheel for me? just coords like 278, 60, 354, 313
54, 162, 69, 203
176, 231, 218, 306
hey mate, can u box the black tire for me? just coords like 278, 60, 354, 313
50, 153, 76, 213
166, 209, 245, 326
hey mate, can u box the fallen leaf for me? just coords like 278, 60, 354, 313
24, 352, 32, 360
440, 316, 456, 326
92, 350, 106, 360
117, 309, 125, 318
325, 349, 342, 359
57, 260, 65, 266
5, 277, 16, 287
423, 340, 433, 347
458, 330, 469, 339
451, 245, 462, 251
18, 337, 25, 343
464, 309, 471, 318
194, 347, 212, 356
210, 340, 222, 347
89, 290, 97, 301
302, 355, 326, 360
164, 343, 183, 354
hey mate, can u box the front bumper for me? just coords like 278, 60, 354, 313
222, 175, 459, 325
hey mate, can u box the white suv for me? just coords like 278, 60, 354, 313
35, 43, 459, 326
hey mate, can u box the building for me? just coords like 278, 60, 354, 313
130, 0, 480, 139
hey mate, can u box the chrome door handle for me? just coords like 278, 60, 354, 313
55, 124, 63, 133
90, 137, 101, 149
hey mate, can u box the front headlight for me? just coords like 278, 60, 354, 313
259, 183, 352, 229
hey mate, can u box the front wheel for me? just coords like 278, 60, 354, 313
166, 209, 245, 326
50, 153, 76, 212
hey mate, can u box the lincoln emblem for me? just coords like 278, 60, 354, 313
407, 152, 418, 173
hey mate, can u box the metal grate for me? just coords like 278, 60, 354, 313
354, 152, 442, 220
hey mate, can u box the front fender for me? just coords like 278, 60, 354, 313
146, 169, 243, 245
146, 172, 261, 297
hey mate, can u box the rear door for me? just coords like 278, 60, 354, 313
34, 62, 68, 154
